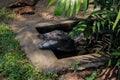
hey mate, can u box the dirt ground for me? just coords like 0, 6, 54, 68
6, 0, 118, 80
8, 0, 94, 31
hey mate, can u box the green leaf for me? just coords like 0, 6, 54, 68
84, 26, 92, 39
92, 21, 97, 33
101, 21, 105, 29
85, 71, 97, 80
75, 0, 81, 15
116, 59, 120, 66
89, 10, 114, 16
47, 0, 56, 7
112, 10, 120, 30
107, 60, 112, 67
69, 0, 75, 17
97, 21, 100, 32
117, 28, 120, 36
65, 0, 70, 16
54, 0, 65, 16
83, 0, 89, 13
94, 0, 98, 9
69, 21, 87, 39
0, 23, 10, 31
111, 52, 120, 56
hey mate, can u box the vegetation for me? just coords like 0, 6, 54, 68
49, 0, 120, 54
85, 71, 97, 80
49, 0, 120, 79
0, 8, 58, 80
0, 8, 15, 22
0, 0, 119, 79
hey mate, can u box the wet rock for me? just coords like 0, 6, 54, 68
38, 30, 77, 52
38, 30, 88, 53
38, 39, 76, 52
38, 30, 71, 40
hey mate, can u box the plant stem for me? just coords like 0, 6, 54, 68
112, 10, 120, 30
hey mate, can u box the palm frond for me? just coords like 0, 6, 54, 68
48, 0, 89, 17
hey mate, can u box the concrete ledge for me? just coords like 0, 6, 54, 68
35, 19, 80, 33
16, 29, 57, 69
16, 20, 111, 72
49, 53, 110, 72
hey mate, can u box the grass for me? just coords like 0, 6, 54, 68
0, 8, 58, 80
0, 21, 58, 80
0, 8, 15, 22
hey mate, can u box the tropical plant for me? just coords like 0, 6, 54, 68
48, 0, 120, 30
48, 0, 120, 52
85, 71, 97, 80
48, 0, 120, 78
48, 0, 120, 16
71, 62, 80, 72
0, 8, 58, 80
0, 22, 58, 80
0, 8, 15, 22
48, 0, 89, 17
70, 9, 120, 53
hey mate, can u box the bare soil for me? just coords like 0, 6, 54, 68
8, 0, 94, 31
6, 0, 118, 80
0, 76, 4, 80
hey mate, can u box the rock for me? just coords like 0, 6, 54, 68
38, 39, 76, 52
39, 40, 58, 49
38, 30, 77, 52
38, 30, 71, 40
38, 30, 88, 53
